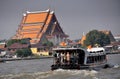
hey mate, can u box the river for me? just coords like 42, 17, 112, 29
0, 54, 120, 79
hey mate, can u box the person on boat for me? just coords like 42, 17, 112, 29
56, 53, 61, 64
66, 52, 70, 64
70, 53, 75, 64
61, 52, 64, 64
53, 52, 57, 64
53, 52, 61, 64
64, 53, 67, 63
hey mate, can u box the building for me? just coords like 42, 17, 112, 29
0, 40, 7, 57
78, 35, 86, 45
12, 9, 68, 45
7, 43, 30, 54
114, 35, 120, 42
99, 30, 115, 42
30, 44, 52, 56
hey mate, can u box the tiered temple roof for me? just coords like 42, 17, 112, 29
12, 9, 68, 44
99, 30, 115, 42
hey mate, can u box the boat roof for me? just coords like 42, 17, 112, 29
87, 47, 105, 52
53, 47, 85, 51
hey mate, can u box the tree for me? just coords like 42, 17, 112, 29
7, 39, 19, 46
7, 39, 28, 46
15, 49, 23, 57
84, 30, 110, 47
42, 39, 53, 47
15, 48, 32, 57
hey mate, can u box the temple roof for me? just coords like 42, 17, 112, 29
12, 9, 67, 44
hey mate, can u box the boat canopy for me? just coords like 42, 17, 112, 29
53, 47, 85, 51
52, 47, 89, 55
87, 47, 105, 52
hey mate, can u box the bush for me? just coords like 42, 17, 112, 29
7, 39, 28, 47
15, 48, 32, 57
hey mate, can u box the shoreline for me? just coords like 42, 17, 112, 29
0, 56, 53, 62
0, 52, 120, 62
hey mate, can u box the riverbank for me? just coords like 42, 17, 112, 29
0, 56, 53, 62
1, 53, 120, 62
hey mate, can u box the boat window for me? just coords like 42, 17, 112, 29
77, 50, 85, 64
89, 50, 104, 53
53, 49, 85, 65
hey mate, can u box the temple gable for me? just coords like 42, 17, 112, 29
12, 9, 68, 45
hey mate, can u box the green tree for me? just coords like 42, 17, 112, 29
15, 48, 32, 57
20, 39, 28, 44
7, 39, 20, 46
42, 39, 53, 47
84, 30, 110, 47
7, 39, 28, 46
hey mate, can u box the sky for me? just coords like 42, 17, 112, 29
0, 0, 120, 40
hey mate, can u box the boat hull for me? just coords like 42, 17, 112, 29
51, 63, 107, 70
51, 64, 91, 70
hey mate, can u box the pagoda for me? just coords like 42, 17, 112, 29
12, 9, 68, 45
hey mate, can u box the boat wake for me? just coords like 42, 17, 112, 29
1, 66, 119, 79
54, 69, 98, 76
0, 69, 98, 79
0, 71, 52, 79
113, 64, 119, 68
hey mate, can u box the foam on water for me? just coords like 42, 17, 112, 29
54, 69, 98, 77
0, 69, 98, 79
0, 71, 52, 79
113, 64, 119, 68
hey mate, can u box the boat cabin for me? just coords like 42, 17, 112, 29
86, 47, 107, 65
51, 47, 107, 70
51, 47, 89, 70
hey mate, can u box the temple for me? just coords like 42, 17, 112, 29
12, 9, 68, 45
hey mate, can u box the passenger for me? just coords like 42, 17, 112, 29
66, 52, 70, 64
61, 53, 64, 64
76, 53, 80, 64
57, 53, 61, 64
53, 52, 57, 64
64, 53, 67, 63
54, 53, 60, 64
70, 53, 74, 64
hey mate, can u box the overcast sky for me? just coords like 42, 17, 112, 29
0, 0, 120, 40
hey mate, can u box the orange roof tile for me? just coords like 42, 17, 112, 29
25, 12, 48, 23
12, 9, 68, 44
22, 33, 37, 38
46, 14, 53, 24
22, 25, 42, 30
79, 35, 86, 45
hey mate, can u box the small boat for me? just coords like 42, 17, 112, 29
51, 47, 107, 70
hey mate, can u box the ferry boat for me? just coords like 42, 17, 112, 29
51, 47, 107, 70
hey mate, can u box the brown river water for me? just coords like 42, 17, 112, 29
0, 54, 120, 79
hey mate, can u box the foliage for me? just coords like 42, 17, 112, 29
84, 30, 110, 47
15, 48, 32, 57
42, 39, 53, 47
7, 39, 28, 46
7, 39, 18, 46
20, 39, 28, 44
